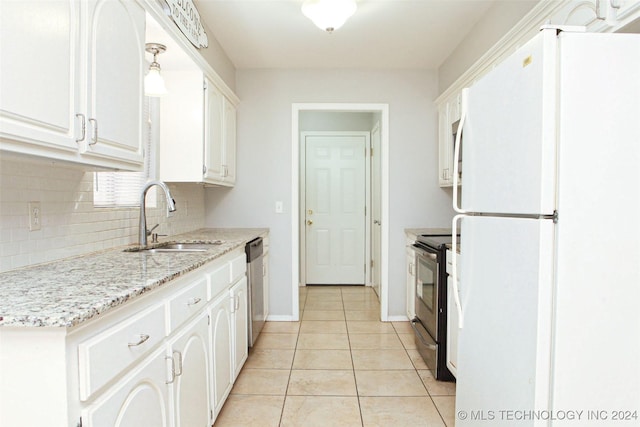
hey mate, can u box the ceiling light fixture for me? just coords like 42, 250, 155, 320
144, 43, 167, 97
301, 0, 357, 33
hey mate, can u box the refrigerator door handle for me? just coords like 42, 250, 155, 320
453, 88, 469, 214
451, 214, 464, 328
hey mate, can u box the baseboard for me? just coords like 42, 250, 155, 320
386, 315, 411, 322
266, 314, 296, 321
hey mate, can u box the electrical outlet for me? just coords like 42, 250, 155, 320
28, 202, 41, 231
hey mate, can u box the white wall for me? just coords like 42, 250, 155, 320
204, 69, 456, 319
195, 20, 236, 91
300, 111, 374, 132
438, 0, 538, 94
0, 156, 205, 272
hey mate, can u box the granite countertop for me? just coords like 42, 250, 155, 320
0, 228, 267, 329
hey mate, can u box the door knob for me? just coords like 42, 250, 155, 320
307, 220, 313, 225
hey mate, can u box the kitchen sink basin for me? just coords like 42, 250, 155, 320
126, 241, 224, 253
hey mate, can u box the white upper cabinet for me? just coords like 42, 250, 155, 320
203, 78, 237, 186
0, 0, 80, 155
438, 94, 462, 188
80, 0, 145, 168
159, 71, 237, 186
222, 96, 237, 185
0, 0, 145, 170
203, 79, 225, 182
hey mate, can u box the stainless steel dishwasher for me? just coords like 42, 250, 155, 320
245, 237, 264, 347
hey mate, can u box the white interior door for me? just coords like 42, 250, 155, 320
371, 122, 382, 296
305, 135, 366, 285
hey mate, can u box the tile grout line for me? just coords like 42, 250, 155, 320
342, 287, 366, 427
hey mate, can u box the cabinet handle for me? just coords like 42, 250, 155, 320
88, 118, 98, 145
186, 297, 202, 306
173, 350, 183, 377
75, 113, 86, 143
408, 264, 413, 275
165, 355, 176, 384
127, 334, 150, 347
230, 295, 240, 312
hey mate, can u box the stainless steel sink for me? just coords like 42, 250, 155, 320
126, 241, 224, 253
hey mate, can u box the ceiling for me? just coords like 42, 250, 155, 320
192, 0, 498, 70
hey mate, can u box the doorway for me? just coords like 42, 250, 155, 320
291, 104, 389, 321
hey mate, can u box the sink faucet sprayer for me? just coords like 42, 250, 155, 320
139, 180, 177, 246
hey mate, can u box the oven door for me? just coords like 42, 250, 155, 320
413, 244, 439, 339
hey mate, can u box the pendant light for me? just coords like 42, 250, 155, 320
301, 0, 357, 33
144, 43, 167, 97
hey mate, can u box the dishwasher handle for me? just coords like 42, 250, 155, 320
245, 237, 263, 262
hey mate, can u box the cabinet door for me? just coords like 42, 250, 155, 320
168, 313, 211, 427
209, 291, 233, 416
203, 78, 224, 182
406, 247, 416, 319
83, 348, 170, 427
82, 0, 144, 168
263, 253, 270, 319
437, 104, 452, 187
231, 277, 248, 380
222, 97, 237, 184
158, 69, 204, 182
446, 277, 458, 378
0, 0, 80, 154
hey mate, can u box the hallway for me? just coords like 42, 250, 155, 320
214, 285, 456, 426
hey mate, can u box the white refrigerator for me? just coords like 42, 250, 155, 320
451, 28, 640, 426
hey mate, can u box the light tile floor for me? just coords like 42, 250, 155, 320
214, 285, 456, 426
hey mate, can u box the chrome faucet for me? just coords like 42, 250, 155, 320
139, 180, 177, 246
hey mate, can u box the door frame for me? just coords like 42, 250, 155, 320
291, 103, 390, 321
299, 131, 371, 286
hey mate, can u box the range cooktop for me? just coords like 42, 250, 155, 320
418, 234, 460, 249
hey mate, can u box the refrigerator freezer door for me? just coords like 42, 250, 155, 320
456, 216, 554, 426
461, 30, 557, 216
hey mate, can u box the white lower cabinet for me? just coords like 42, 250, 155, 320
168, 312, 211, 427
263, 252, 270, 319
0, 245, 259, 427
231, 277, 249, 379
82, 347, 171, 427
406, 245, 416, 320
446, 277, 459, 378
446, 250, 459, 378
209, 288, 234, 417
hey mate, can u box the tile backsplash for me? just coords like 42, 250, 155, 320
0, 156, 205, 272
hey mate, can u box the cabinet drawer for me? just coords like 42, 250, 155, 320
167, 276, 208, 333
230, 253, 247, 284
209, 261, 231, 299
78, 304, 166, 401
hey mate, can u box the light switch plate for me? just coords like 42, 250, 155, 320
275, 201, 283, 213
28, 202, 41, 231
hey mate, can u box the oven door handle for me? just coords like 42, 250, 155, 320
410, 318, 437, 350
411, 245, 437, 260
